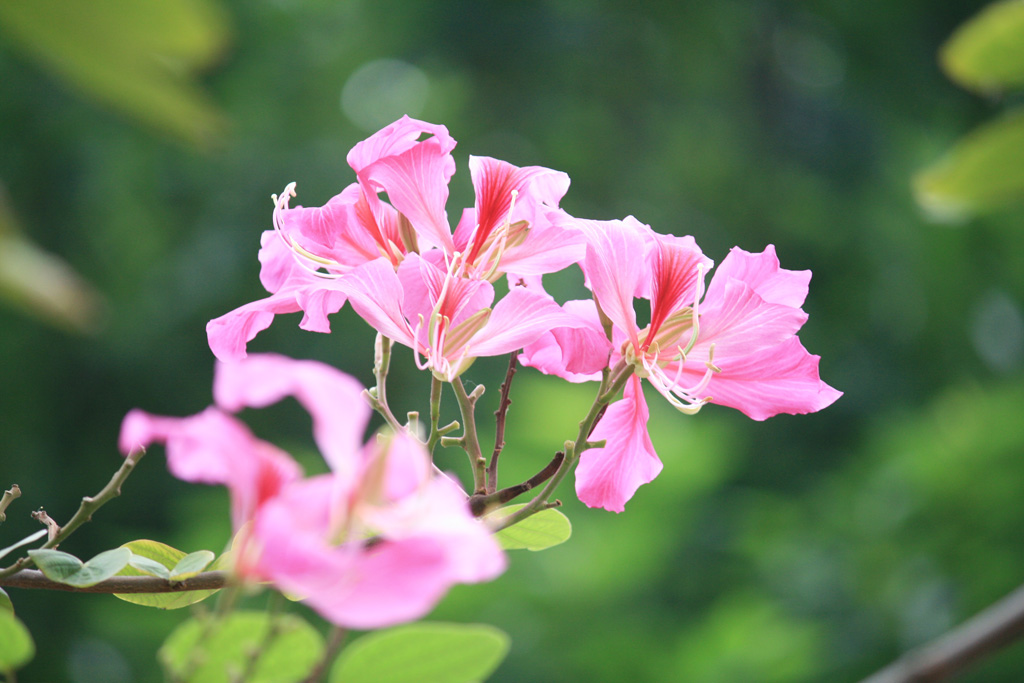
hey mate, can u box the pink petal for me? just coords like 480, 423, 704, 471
358, 137, 456, 253
574, 216, 650, 348
519, 299, 611, 382
455, 156, 570, 264
648, 236, 710, 341
295, 284, 349, 334
397, 253, 494, 332
704, 245, 810, 309
206, 290, 302, 362
575, 376, 662, 512
466, 286, 585, 358
310, 539, 455, 629
692, 278, 808, 360
251, 478, 453, 629
254, 471, 503, 629
361, 474, 506, 583
337, 258, 417, 347
207, 232, 348, 362
497, 218, 586, 277
213, 354, 370, 475
694, 336, 842, 420
118, 407, 300, 530
362, 430, 431, 502
346, 116, 456, 174
274, 185, 353, 251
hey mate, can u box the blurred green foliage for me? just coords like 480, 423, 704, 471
3, 0, 1024, 681
915, 0, 1024, 221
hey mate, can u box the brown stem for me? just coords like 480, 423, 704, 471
30, 510, 59, 543
487, 350, 519, 494
304, 626, 348, 683
452, 377, 487, 494
469, 451, 564, 517
861, 581, 1024, 682
0, 569, 230, 593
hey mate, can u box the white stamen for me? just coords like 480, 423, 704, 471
272, 182, 345, 279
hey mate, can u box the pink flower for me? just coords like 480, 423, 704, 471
535, 216, 840, 511
207, 117, 583, 361
338, 252, 591, 381
119, 353, 505, 628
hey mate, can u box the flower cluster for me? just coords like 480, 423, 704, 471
119, 354, 505, 629
126, 115, 838, 629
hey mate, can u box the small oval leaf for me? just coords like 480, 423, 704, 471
29, 547, 132, 587
914, 109, 1024, 221
28, 549, 84, 580
128, 553, 171, 580
0, 611, 34, 671
0, 587, 13, 615
941, 0, 1024, 94
115, 540, 225, 609
330, 622, 510, 683
0, 528, 47, 562
170, 550, 215, 581
159, 611, 323, 683
488, 504, 573, 551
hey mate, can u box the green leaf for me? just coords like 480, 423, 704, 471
0, 588, 13, 615
0, 528, 47, 562
941, 0, 1024, 94
159, 611, 323, 683
170, 550, 216, 581
0, 611, 34, 671
914, 108, 1024, 221
488, 503, 573, 551
0, 0, 230, 147
28, 547, 131, 587
128, 553, 171, 580
330, 623, 510, 683
114, 540, 224, 609
0, 171, 105, 333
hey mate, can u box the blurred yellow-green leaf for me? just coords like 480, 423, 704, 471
0, 188, 104, 333
489, 504, 573, 551
941, 0, 1024, 94
0, 588, 12, 616
0, 611, 34, 672
0, 0, 230, 146
159, 611, 323, 683
330, 622, 510, 683
913, 108, 1024, 221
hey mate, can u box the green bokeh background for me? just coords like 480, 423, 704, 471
3, 0, 1024, 681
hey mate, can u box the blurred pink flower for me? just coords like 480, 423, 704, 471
119, 353, 504, 628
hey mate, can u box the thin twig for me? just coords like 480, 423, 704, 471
425, 374, 445, 455
304, 626, 348, 683
469, 451, 564, 516
0, 569, 230, 593
495, 360, 632, 530
366, 334, 404, 432
0, 484, 21, 523
235, 591, 286, 683
30, 510, 59, 543
451, 377, 487, 494
487, 351, 519, 494
861, 581, 1024, 683
0, 449, 145, 579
